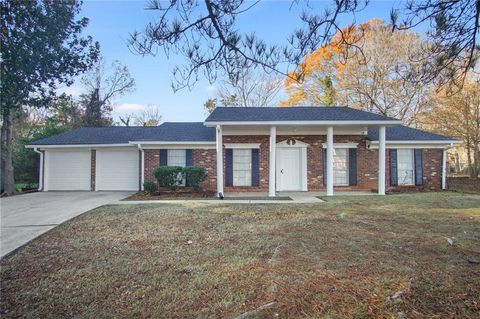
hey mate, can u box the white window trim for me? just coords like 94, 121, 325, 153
332, 148, 349, 186
322, 143, 358, 149
224, 143, 261, 149
167, 149, 187, 167
232, 148, 252, 187
397, 149, 415, 186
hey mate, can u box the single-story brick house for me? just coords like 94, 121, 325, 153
27, 107, 460, 196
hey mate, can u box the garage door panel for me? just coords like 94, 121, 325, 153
45, 150, 91, 191
96, 149, 139, 191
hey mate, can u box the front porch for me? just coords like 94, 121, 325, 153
214, 124, 389, 197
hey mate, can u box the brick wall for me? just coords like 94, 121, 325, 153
422, 149, 442, 191
143, 148, 217, 191
193, 149, 217, 190
142, 138, 444, 193
144, 149, 160, 182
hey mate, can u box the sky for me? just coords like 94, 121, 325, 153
71, 0, 404, 123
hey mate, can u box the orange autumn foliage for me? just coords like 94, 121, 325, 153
280, 19, 384, 107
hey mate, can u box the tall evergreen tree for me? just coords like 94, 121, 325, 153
0, 0, 99, 195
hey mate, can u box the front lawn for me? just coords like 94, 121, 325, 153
1, 193, 479, 318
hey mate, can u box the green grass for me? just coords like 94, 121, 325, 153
14, 182, 38, 192
1, 193, 479, 318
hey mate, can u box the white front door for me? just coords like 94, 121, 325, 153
276, 148, 302, 191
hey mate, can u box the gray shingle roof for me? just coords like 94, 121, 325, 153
29, 122, 216, 145
28, 120, 456, 146
205, 106, 400, 122
367, 125, 456, 141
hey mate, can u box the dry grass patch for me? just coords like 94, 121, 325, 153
1, 193, 479, 318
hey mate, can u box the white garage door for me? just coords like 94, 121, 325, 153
96, 149, 139, 191
45, 150, 91, 191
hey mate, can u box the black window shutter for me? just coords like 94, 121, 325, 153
323, 148, 327, 186
186, 149, 193, 166
225, 149, 233, 187
348, 148, 357, 186
251, 149, 259, 186
414, 149, 423, 186
160, 149, 168, 166
390, 149, 398, 186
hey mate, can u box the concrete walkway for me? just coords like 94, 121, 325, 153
0, 191, 131, 258
116, 192, 324, 205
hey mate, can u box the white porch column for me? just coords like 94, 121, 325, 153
442, 148, 447, 190
378, 126, 386, 195
216, 125, 224, 196
269, 126, 276, 197
138, 144, 145, 191
326, 126, 334, 196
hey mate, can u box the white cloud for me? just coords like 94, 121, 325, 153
114, 103, 148, 113
206, 85, 218, 95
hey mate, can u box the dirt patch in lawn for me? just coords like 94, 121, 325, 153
1, 193, 479, 318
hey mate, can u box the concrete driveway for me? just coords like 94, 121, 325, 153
0, 191, 131, 258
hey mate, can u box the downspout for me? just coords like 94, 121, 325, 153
137, 144, 145, 191
33, 148, 44, 191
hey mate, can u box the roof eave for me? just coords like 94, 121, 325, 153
25, 143, 134, 149
204, 120, 402, 127
369, 140, 461, 144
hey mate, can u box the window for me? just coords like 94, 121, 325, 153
233, 149, 252, 186
397, 149, 414, 185
167, 149, 186, 186
333, 148, 349, 185
167, 149, 186, 167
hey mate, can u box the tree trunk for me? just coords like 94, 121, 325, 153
1, 107, 15, 195
473, 143, 480, 178
454, 152, 461, 172
466, 142, 473, 177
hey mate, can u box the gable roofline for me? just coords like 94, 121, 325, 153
204, 106, 402, 124
204, 120, 401, 126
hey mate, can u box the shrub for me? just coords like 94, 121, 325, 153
184, 166, 208, 191
143, 181, 157, 194
154, 166, 184, 190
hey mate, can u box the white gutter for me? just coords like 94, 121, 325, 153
137, 144, 145, 191
368, 140, 461, 145
128, 141, 216, 145
25, 143, 133, 149
204, 120, 402, 127
33, 148, 44, 191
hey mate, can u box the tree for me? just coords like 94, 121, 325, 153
117, 105, 163, 126
129, 0, 479, 90
203, 68, 282, 113
281, 19, 432, 126
81, 57, 135, 126
1, 0, 99, 195
391, 0, 480, 88
421, 75, 480, 178
133, 106, 163, 126
11, 95, 84, 188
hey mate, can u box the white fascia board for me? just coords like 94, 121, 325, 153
129, 141, 215, 145
204, 120, 401, 127
322, 143, 358, 148
369, 140, 461, 144
367, 140, 461, 149
224, 143, 261, 149
25, 143, 133, 149
129, 141, 216, 149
